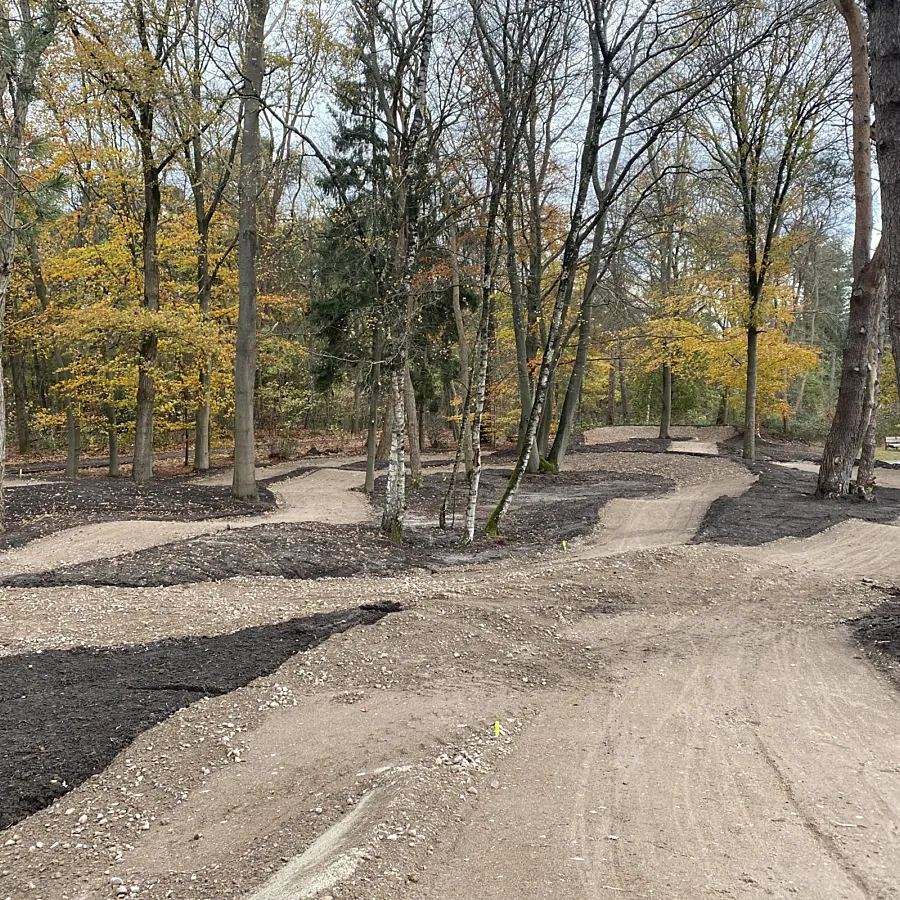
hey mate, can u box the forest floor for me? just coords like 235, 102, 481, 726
1, 427, 900, 900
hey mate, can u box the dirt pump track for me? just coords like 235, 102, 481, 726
0, 429, 899, 900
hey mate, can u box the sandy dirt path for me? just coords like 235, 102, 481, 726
0, 465, 372, 577
420, 597, 900, 900
2, 451, 900, 900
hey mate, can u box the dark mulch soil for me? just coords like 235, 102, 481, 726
5, 522, 417, 588
720, 433, 822, 463
851, 595, 900, 677
2, 469, 675, 588
576, 437, 672, 455
694, 463, 900, 546
0, 603, 400, 830
0, 478, 277, 551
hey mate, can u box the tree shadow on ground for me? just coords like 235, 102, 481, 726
0, 602, 400, 830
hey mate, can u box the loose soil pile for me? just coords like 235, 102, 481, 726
695, 462, 900, 545
0, 603, 400, 830
0, 479, 276, 551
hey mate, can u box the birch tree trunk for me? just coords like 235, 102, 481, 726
449, 209, 473, 474
364, 326, 383, 495
856, 286, 885, 495
378, 0, 432, 540
381, 368, 407, 541
232, 0, 269, 501
462, 304, 490, 544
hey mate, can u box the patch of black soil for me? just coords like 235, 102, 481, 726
574, 437, 671, 455
720, 432, 822, 463
2, 523, 415, 588
851, 595, 900, 676
3, 469, 674, 588
0, 603, 400, 830
0, 479, 276, 551
694, 463, 900, 546
484, 437, 672, 462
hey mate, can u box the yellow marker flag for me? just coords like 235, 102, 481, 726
494, 721, 501, 737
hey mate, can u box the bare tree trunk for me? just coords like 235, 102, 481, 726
618, 347, 629, 422
377, 0, 432, 541
232, 0, 269, 502
381, 369, 407, 541
404, 363, 422, 488
449, 210, 473, 474
506, 199, 533, 457
660, 365, 672, 439
856, 290, 885, 497
607, 362, 616, 425
376, 398, 392, 461
65, 406, 80, 479
0, 0, 59, 525
548, 233, 604, 470
364, 326, 383, 496
108, 411, 119, 478
743, 325, 759, 460
817, 247, 883, 496
10, 352, 29, 454
818, 0, 880, 496
463, 305, 490, 544
133, 132, 161, 484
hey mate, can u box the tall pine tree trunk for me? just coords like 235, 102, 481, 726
232, 0, 269, 501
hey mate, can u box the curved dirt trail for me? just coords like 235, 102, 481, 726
421, 604, 900, 900
578, 474, 755, 557
756, 518, 900, 580
0, 466, 371, 577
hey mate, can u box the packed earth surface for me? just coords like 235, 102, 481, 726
1, 427, 899, 900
